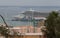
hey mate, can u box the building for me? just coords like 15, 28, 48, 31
0, 20, 47, 38
8, 26, 46, 38
8, 20, 47, 38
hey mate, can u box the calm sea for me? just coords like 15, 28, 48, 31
0, 6, 60, 26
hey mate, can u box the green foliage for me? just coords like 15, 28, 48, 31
55, 31, 60, 38
0, 26, 9, 38
0, 15, 9, 38
0, 26, 8, 35
45, 11, 60, 38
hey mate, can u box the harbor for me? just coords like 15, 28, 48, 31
0, 6, 60, 38
0, 9, 47, 38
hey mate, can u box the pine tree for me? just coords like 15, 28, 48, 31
45, 11, 59, 38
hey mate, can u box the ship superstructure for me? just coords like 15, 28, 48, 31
12, 9, 47, 21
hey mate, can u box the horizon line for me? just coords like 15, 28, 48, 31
0, 5, 60, 7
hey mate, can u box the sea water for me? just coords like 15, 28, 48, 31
0, 6, 60, 26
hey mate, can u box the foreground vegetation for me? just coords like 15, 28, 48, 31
0, 15, 9, 38
45, 11, 60, 38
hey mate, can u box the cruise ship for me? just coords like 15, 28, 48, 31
12, 9, 47, 21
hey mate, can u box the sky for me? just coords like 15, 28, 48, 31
0, 0, 60, 6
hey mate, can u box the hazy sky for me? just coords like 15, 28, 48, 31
0, 0, 60, 6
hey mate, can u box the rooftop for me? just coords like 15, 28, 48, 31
9, 26, 46, 35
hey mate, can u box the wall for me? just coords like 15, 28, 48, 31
8, 35, 46, 38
